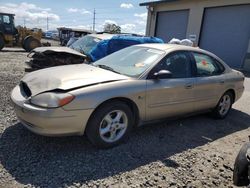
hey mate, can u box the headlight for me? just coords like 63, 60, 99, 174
30, 92, 75, 108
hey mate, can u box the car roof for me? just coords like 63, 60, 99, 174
137, 43, 218, 57
88, 33, 115, 40
136, 43, 200, 52
87, 33, 145, 40
136, 43, 228, 68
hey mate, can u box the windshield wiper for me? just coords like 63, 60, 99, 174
96, 64, 121, 74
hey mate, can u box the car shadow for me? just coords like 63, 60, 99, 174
0, 109, 249, 187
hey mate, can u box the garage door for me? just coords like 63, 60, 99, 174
199, 5, 250, 68
155, 10, 189, 42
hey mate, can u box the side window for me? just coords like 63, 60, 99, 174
3, 15, 10, 24
152, 52, 191, 78
193, 53, 224, 77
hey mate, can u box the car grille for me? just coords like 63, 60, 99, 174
19, 81, 32, 98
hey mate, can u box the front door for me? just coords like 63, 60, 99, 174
146, 51, 195, 121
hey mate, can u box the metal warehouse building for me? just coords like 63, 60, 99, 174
140, 0, 250, 71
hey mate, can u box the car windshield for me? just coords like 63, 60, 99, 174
70, 35, 101, 54
93, 46, 165, 78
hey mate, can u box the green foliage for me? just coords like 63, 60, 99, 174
104, 23, 121, 34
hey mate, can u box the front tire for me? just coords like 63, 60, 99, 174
86, 101, 134, 148
212, 91, 233, 119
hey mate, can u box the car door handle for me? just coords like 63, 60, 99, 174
185, 84, 193, 89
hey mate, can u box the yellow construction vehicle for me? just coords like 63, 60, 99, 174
0, 12, 42, 52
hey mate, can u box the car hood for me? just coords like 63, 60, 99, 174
21, 64, 129, 96
31, 46, 86, 58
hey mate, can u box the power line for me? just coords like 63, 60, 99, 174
95, 17, 131, 20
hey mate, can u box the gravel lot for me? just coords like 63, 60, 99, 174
0, 48, 250, 188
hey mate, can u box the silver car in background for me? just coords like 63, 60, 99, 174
11, 44, 245, 148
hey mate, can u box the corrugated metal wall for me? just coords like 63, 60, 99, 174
199, 5, 250, 68
155, 10, 189, 42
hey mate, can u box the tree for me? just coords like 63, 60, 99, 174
103, 23, 121, 34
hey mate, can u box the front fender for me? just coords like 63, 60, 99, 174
64, 80, 147, 120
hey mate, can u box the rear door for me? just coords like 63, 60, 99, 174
191, 52, 226, 111
146, 51, 196, 120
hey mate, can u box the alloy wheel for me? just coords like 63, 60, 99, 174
99, 110, 128, 143
218, 94, 231, 116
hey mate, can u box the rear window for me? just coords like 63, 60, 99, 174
70, 35, 101, 54
3, 15, 10, 24
193, 53, 225, 76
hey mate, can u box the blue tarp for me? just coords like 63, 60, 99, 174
88, 35, 164, 62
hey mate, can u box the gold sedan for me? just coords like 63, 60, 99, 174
11, 44, 245, 148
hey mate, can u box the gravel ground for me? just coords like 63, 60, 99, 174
0, 48, 250, 188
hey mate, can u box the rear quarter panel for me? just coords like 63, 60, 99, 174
225, 70, 245, 102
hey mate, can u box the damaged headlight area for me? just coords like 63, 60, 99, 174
30, 92, 75, 108
26, 51, 85, 71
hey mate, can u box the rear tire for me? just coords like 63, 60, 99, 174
23, 36, 41, 52
212, 91, 233, 119
0, 35, 5, 51
86, 101, 134, 148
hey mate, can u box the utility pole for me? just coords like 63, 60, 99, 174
46, 16, 49, 31
23, 18, 26, 27
93, 9, 96, 32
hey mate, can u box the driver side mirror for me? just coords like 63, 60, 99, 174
153, 70, 172, 79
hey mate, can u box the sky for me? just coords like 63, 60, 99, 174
0, 0, 154, 34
